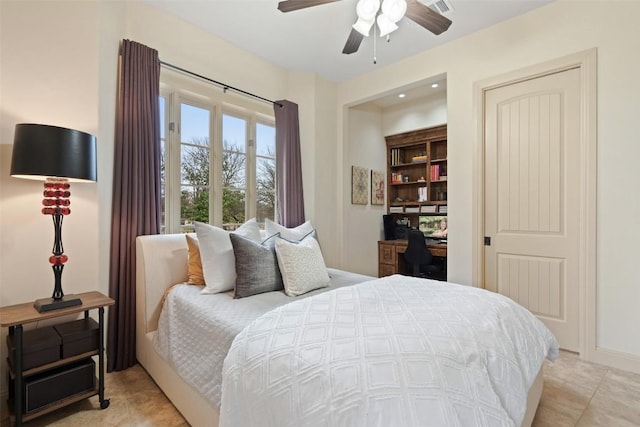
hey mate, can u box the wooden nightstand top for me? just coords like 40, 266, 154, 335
0, 291, 114, 327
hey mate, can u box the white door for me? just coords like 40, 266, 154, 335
484, 67, 581, 351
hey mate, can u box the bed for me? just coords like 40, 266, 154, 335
136, 233, 556, 427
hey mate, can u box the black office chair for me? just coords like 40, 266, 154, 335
404, 229, 442, 278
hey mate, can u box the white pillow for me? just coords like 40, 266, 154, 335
195, 219, 262, 294
265, 218, 314, 241
275, 233, 330, 297
232, 217, 262, 242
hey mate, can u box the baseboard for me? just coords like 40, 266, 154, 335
589, 347, 640, 375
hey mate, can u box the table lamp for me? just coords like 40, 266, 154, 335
10, 123, 97, 312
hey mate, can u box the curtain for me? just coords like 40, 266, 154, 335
107, 40, 161, 372
274, 100, 305, 227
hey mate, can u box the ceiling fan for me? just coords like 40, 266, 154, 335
277, 0, 452, 55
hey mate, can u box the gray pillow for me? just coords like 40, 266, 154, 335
230, 233, 283, 298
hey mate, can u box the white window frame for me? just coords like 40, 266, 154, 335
160, 73, 275, 234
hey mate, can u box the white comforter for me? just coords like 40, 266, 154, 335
153, 268, 374, 407
220, 275, 558, 427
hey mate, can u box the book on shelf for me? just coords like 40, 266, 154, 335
391, 148, 405, 166
439, 205, 448, 213
391, 172, 410, 183
389, 206, 404, 213
405, 206, 420, 213
430, 164, 447, 181
411, 155, 427, 163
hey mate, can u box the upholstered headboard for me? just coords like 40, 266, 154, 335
135, 233, 190, 363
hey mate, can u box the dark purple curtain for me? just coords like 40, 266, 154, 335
274, 100, 305, 227
107, 40, 161, 372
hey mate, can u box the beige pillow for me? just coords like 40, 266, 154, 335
185, 234, 205, 286
275, 233, 330, 297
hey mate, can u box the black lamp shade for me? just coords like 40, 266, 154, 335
10, 124, 97, 182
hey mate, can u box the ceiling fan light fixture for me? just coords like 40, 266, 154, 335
353, 0, 380, 36
377, 0, 406, 37
353, 17, 376, 36
381, 0, 407, 22
356, 0, 380, 20
377, 14, 398, 37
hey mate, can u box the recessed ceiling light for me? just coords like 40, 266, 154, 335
431, 83, 439, 88
398, 93, 406, 98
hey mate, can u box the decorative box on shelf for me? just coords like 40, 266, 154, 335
7, 327, 61, 371
54, 318, 99, 358
420, 205, 437, 213
19, 359, 96, 413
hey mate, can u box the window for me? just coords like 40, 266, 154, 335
256, 123, 276, 223
222, 114, 247, 229
160, 81, 276, 234
180, 103, 211, 230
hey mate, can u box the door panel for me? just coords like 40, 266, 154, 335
484, 67, 581, 351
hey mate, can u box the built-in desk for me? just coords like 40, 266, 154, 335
378, 240, 447, 279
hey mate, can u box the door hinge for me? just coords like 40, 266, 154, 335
169, 122, 175, 132
484, 236, 491, 246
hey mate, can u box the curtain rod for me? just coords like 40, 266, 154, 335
160, 61, 283, 108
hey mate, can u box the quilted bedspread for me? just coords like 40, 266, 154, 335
220, 275, 558, 427
153, 268, 373, 408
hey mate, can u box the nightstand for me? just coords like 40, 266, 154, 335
0, 291, 114, 426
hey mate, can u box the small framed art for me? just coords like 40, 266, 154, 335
371, 170, 385, 205
351, 165, 368, 205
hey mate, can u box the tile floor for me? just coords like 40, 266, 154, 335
3, 350, 639, 426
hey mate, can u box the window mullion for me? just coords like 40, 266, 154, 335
167, 91, 182, 234
211, 105, 223, 227
246, 117, 256, 220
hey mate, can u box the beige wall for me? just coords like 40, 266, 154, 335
344, 104, 385, 276
338, 0, 640, 371
382, 90, 447, 136
0, 1, 101, 303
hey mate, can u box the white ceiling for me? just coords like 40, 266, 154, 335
144, 0, 554, 83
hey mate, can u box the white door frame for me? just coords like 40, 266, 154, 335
472, 49, 597, 359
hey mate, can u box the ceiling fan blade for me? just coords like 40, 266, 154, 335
342, 28, 365, 54
277, 0, 340, 13
405, 0, 452, 35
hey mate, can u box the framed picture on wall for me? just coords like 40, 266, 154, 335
371, 170, 385, 205
351, 165, 368, 205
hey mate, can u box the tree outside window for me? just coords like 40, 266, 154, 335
179, 138, 250, 232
